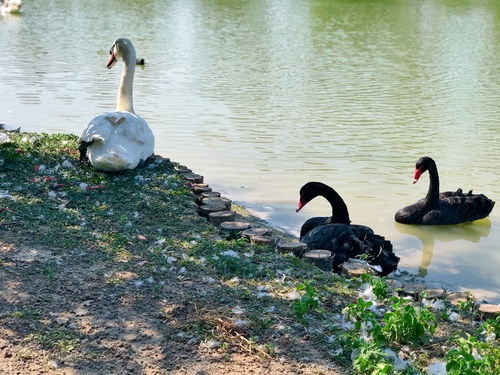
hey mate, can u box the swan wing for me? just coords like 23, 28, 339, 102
438, 190, 495, 223
301, 223, 398, 275
80, 113, 117, 144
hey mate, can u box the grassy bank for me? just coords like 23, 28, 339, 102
0, 131, 498, 374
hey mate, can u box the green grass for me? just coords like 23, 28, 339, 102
31, 328, 82, 354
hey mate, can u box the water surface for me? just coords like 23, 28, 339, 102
1, 0, 499, 301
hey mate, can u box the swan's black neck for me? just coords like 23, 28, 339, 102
425, 161, 440, 206
317, 183, 351, 224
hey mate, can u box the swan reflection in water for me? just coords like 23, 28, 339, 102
395, 218, 492, 277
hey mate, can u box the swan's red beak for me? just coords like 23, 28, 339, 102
412, 168, 422, 184
106, 53, 117, 69
296, 198, 305, 212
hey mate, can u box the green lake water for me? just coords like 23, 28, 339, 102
1, 0, 499, 301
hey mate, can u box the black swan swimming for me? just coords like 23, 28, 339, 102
296, 182, 399, 275
395, 157, 495, 225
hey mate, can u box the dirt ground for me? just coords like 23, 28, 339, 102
0, 231, 346, 375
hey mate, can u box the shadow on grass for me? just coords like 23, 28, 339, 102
0, 132, 352, 374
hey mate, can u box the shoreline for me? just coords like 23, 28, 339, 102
1, 130, 498, 374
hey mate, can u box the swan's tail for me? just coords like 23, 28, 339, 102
92, 152, 135, 172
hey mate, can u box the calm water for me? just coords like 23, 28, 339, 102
1, 0, 499, 301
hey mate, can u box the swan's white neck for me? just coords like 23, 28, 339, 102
116, 46, 136, 113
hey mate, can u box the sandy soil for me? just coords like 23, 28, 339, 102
0, 231, 346, 375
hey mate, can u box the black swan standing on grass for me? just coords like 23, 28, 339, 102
296, 182, 399, 275
395, 157, 495, 225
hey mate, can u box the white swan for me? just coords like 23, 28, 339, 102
79, 38, 154, 172
1, 0, 22, 14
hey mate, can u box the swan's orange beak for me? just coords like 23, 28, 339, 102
106, 53, 117, 69
412, 168, 422, 184
296, 198, 305, 212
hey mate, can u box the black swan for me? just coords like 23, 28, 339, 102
296, 182, 399, 275
395, 157, 495, 225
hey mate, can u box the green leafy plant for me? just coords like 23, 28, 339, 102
457, 291, 478, 319
352, 341, 395, 375
361, 274, 389, 300
343, 297, 377, 330
445, 333, 500, 375
291, 282, 320, 322
32, 329, 82, 354
382, 297, 436, 345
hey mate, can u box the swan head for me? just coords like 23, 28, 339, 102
106, 38, 135, 69
413, 156, 435, 183
296, 181, 325, 212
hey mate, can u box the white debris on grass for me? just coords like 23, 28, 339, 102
233, 319, 250, 328
0, 133, 11, 143
154, 238, 166, 245
221, 250, 239, 258
427, 360, 447, 375
231, 306, 245, 315
58, 203, 67, 211
0, 190, 15, 200
328, 348, 343, 356
202, 276, 216, 284
166, 256, 177, 264
178, 267, 187, 274
61, 160, 74, 169
286, 290, 301, 301
359, 283, 377, 302
134, 175, 145, 182
107, 209, 114, 216
200, 339, 220, 349
266, 306, 276, 313
133, 280, 144, 287
145, 277, 154, 284
134, 211, 140, 219
256, 292, 269, 299
448, 311, 460, 322
79, 183, 88, 191
48, 191, 57, 199
383, 348, 409, 371
47, 360, 59, 370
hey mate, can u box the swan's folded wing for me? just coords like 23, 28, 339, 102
80, 113, 115, 143
112, 112, 154, 146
